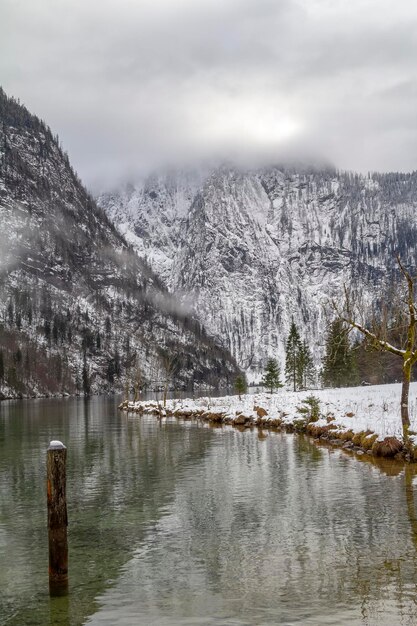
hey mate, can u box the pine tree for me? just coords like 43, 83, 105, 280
235, 374, 247, 400
82, 353, 90, 396
261, 358, 283, 394
299, 341, 316, 389
107, 358, 115, 384
114, 349, 121, 377
7, 300, 13, 325
322, 319, 358, 388
7, 366, 18, 390
24, 350, 30, 380
285, 320, 303, 391
0, 350, 4, 381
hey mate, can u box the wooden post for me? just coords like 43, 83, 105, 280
47, 440, 68, 596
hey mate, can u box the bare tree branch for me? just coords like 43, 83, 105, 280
337, 313, 405, 358
330, 255, 417, 446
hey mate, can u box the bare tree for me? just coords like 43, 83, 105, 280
160, 350, 180, 408
333, 256, 417, 447
133, 360, 143, 403
123, 352, 137, 402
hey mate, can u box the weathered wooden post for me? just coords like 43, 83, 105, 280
47, 440, 68, 596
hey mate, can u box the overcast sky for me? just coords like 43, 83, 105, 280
1, 0, 417, 189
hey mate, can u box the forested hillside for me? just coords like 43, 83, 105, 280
0, 89, 239, 398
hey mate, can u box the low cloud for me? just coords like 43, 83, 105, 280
1, 0, 417, 190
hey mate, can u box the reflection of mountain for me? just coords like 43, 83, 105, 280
0, 397, 217, 625
0, 90, 238, 399
99, 167, 417, 377
3, 400, 417, 625
87, 432, 417, 625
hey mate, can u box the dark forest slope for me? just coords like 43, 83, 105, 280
0, 88, 239, 398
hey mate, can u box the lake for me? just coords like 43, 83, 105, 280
1, 395, 417, 625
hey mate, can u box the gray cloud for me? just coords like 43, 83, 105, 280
1, 0, 417, 190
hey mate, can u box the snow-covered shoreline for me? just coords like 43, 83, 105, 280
120, 382, 417, 461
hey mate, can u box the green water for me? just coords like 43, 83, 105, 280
1, 396, 417, 625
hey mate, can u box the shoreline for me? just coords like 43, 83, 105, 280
119, 383, 417, 462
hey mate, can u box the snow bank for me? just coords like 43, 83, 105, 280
120, 382, 417, 459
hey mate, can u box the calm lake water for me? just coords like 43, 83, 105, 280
1, 396, 417, 625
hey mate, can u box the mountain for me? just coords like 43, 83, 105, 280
97, 165, 417, 379
0, 89, 239, 399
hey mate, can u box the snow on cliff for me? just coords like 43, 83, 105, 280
98, 166, 417, 378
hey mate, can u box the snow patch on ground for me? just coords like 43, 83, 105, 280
125, 382, 417, 444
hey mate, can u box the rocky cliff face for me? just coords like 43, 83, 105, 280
0, 89, 238, 398
98, 165, 417, 379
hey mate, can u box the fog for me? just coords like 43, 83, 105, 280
1, 0, 417, 190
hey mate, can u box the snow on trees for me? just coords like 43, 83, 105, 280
261, 358, 283, 394
285, 320, 316, 391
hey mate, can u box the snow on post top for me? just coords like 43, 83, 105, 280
48, 440, 66, 450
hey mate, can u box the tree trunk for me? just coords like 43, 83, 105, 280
293, 356, 296, 392
401, 361, 412, 446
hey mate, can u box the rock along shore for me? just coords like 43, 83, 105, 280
119, 384, 417, 462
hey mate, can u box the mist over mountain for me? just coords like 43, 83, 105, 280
2, 82, 416, 395
98, 164, 417, 379
0, 88, 239, 399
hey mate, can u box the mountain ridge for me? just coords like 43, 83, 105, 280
97, 164, 417, 378
0, 88, 239, 398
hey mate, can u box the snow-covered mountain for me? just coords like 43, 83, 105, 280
0, 89, 238, 398
98, 165, 417, 378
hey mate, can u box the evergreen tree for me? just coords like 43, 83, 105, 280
24, 350, 30, 379
52, 317, 59, 344
7, 366, 18, 390
0, 350, 4, 381
285, 320, 303, 391
261, 358, 283, 393
235, 374, 247, 400
82, 353, 90, 396
114, 349, 121, 377
106, 358, 115, 384
14, 348, 22, 366
299, 341, 316, 389
44, 319, 51, 344
7, 300, 13, 325
322, 319, 358, 387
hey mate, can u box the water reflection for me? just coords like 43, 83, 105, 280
0, 397, 216, 625
86, 429, 417, 626
2, 400, 417, 625
49, 594, 70, 626
405, 463, 417, 544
